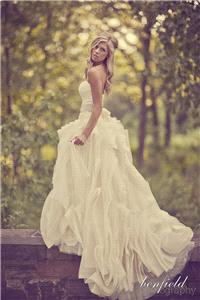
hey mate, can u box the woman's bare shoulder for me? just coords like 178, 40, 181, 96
87, 65, 107, 82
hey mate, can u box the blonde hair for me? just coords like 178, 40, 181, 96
85, 32, 118, 94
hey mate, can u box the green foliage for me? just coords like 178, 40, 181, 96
156, 1, 200, 122
141, 129, 200, 230
1, 108, 57, 228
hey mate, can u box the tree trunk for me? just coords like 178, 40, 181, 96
137, 22, 151, 168
164, 91, 172, 147
41, 8, 52, 90
4, 2, 12, 115
5, 45, 12, 115
150, 85, 159, 146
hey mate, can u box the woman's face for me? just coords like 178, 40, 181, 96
91, 41, 108, 64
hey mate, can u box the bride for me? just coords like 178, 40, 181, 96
40, 32, 195, 300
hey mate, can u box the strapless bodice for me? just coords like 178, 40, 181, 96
78, 80, 104, 112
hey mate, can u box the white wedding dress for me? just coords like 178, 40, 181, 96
40, 80, 195, 300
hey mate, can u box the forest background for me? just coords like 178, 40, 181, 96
1, 0, 200, 230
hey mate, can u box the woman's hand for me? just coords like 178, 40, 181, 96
70, 133, 87, 145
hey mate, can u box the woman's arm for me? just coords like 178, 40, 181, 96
72, 67, 105, 145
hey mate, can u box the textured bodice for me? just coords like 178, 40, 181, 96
79, 80, 104, 112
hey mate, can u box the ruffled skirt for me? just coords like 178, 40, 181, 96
40, 108, 195, 300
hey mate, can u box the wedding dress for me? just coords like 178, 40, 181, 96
40, 79, 195, 300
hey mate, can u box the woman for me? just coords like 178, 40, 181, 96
40, 32, 195, 300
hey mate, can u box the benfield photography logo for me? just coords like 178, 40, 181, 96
140, 275, 196, 296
